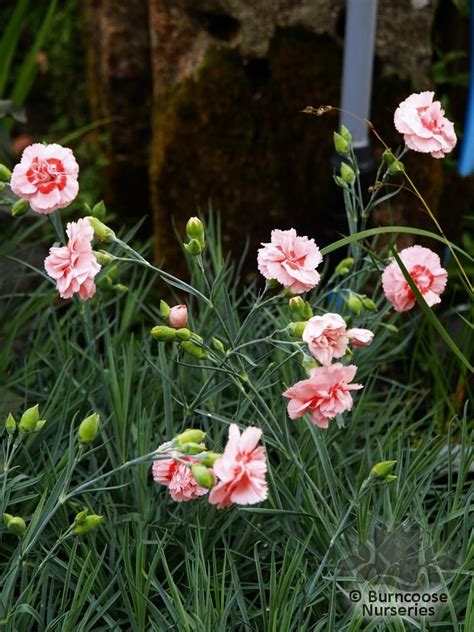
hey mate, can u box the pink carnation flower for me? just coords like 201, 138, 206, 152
282, 363, 363, 429
257, 228, 323, 294
381, 245, 448, 312
347, 328, 374, 348
11, 143, 79, 213
302, 313, 349, 365
169, 304, 188, 328
152, 450, 209, 503
208, 424, 268, 509
394, 92, 456, 159
44, 218, 101, 300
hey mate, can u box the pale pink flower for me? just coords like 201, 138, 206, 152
169, 304, 188, 328
44, 218, 101, 300
257, 228, 322, 294
209, 424, 268, 509
302, 313, 349, 365
394, 92, 456, 159
152, 450, 209, 503
11, 143, 79, 213
381, 245, 448, 312
347, 328, 374, 348
282, 363, 363, 429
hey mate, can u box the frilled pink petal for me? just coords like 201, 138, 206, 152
238, 425, 263, 453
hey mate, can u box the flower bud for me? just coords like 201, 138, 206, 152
184, 239, 203, 256
386, 475, 397, 482
86, 217, 116, 242
340, 125, 352, 143
78, 413, 100, 444
91, 200, 107, 220
11, 198, 29, 217
175, 328, 191, 341
98, 275, 113, 290
191, 464, 215, 489
289, 297, 312, 321
5, 413, 16, 436
186, 217, 205, 246
333, 131, 349, 155
200, 451, 222, 466
150, 325, 177, 342
382, 149, 396, 165
159, 300, 171, 319
180, 340, 208, 359
73, 514, 103, 535
34, 420, 46, 432
0, 164, 12, 181
346, 294, 362, 315
0, 182, 5, 192
388, 160, 405, 175
169, 304, 188, 328
362, 297, 378, 312
3, 514, 26, 536
384, 323, 399, 334
94, 250, 114, 265
335, 257, 354, 276
370, 460, 397, 478
177, 429, 206, 446
19, 404, 40, 434
178, 442, 206, 454
211, 337, 225, 352
301, 355, 318, 374
333, 175, 348, 189
265, 279, 280, 290
340, 162, 356, 185
288, 321, 307, 338
74, 510, 89, 525
113, 284, 128, 293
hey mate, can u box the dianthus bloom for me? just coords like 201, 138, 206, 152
169, 304, 188, 328
347, 327, 374, 347
152, 448, 209, 503
302, 313, 349, 365
282, 363, 363, 429
394, 92, 456, 159
10, 143, 79, 213
44, 218, 101, 300
381, 245, 448, 312
209, 424, 268, 509
257, 228, 323, 294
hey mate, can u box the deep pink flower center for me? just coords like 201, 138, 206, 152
417, 106, 441, 132
27, 157, 67, 194
409, 265, 434, 293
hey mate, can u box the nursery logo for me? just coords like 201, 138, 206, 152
340, 521, 456, 621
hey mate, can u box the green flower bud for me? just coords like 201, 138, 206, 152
388, 160, 405, 175
178, 442, 206, 454
346, 294, 362, 315
333, 131, 349, 155
384, 323, 399, 334
382, 149, 396, 165
19, 405, 40, 434
301, 355, 318, 374
98, 275, 113, 290
386, 475, 397, 482
12, 198, 29, 217
160, 300, 171, 319
370, 460, 397, 478
34, 420, 46, 432
333, 175, 348, 189
91, 200, 107, 220
200, 451, 222, 467
94, 250, 114, 265
150, 325, 177, 341
340, 125, 352, 143
340, 162, 356, 185
78, 413, 100, 444
0, 164, 12, 181
5, 413, 16, 435
335, 257, 355, 276
175, 328, 191, 341
86, 217, 116, 242
180, 340, 208, 359
211, 337, 225, 352
113, 284, 128, 293
265, 279, 280, 290
177, 429, 206, 446
184, 239, 203, 256
74, 510, 89, 525
191, 464, 215, 489
107, 264, 118, 281
0, 182, 6, 192
289, 297, 312, 321
288, 321, 307, 338
73, 514, 103, 535
186, 217, 205, 246
362, 297, 378, 312
3, 514, 26, 536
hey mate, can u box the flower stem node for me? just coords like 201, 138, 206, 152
288, 321, 307, 338
0, 164, 12, 182
3, 514, 26, 536
78, 413, 100, 444
86, 217, 116, 242
186, 217, 205, 247
346, 294, 362, 315
370, 460, 397, 478
335, 257, 355, 276
180, 340, 208, 359
4, 413, 16, 436
177, 429, 206, 446
150, 326, 177, 342
73, 514, 103, 535
11, 198, 29, 217
340, 162, 356, 185
191, 464, 215, 489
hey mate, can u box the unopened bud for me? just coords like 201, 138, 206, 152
74, 510, 89, 525
78, 413, 100, 444
94, 250, 113, 265
91, 200, 107, 220
191, 464, 215, 489
73, 514, 103, 535
302, 355, 318, 374
382, 149, 396, 165
370, 460, 397, 478
12, 198, 29, 217
384, 323, 399, 334
184, 239, 203, 256
340, 125, 352, 143
335, 257, 354, 276
178, 442, 206, 454
180, 340, 208, 359
5, 413, 16, 435
288, 321, 307, 338
113, 284, 128, 293
19, 404, 40, 434
150, 326, 177, 342
34, 420, 46, 432
98, 275, 113, 290
265, 279, 280, 290
186, 217, 205, 246
333, 131, 349, 155
388, 160, 405, 175
340, 162, 356, 185
175, 328, 191, 341
0, 164, 11, 181
346, 294, 362, 315
3, 514, 26, 536
86, 217, 115, 242
200, 451, 222, 467
177, 429, 206, 446
211, 337, 225, 352
289, 297, 312, 321
160, 300, 171, 319
362, 297, 378, 312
